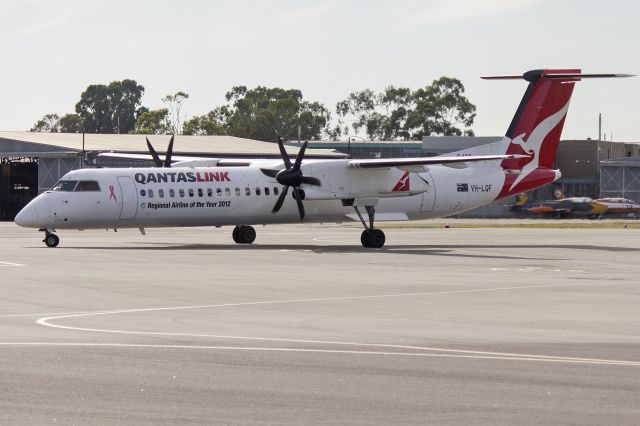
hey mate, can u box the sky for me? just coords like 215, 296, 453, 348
1, 0, 639, 140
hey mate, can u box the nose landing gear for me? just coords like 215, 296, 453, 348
43, 231, 59, 248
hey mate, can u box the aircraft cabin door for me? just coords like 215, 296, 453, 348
420, 172, 436, 212
117, 176, 138, 220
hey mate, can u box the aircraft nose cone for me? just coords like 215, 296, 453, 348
14, 206, 35, 227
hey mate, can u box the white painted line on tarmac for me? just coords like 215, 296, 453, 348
6, 283, 592, 318
36, 282, 597, 322
32, 281, 640, 368
0, 310, 95, 319
0, 342, 637, 367
0, 261, 26, 267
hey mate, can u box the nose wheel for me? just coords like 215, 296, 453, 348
232, 225, 256, 244
43, 231, 59, 248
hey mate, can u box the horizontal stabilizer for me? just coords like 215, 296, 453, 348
482, 71, 635, 81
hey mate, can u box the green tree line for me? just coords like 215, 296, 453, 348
30, 77, 476, 141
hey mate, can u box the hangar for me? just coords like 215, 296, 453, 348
0, 132, 342, 221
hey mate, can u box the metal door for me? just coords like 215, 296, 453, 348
117, 176, 138, 220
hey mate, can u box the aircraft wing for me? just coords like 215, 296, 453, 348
96, 152, 252, 167
97, 152, 202, 162
346, 154, 528, 169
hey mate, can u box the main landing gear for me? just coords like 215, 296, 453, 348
232, 225, 256, 244
43, 231, 59, 248
353, 205, 386, 248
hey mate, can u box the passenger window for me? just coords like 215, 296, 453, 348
207, 188, 213, 197
188, 188, 194, 197
274, 187, 279, 196
198, 188, 204, 197
217, 188, 222, 196
235, 187, 240, 196
74, 181, 100, 191
255, 187, 261, 196
158, 189, 164, 198
179, 189, 185, 197
264, 187, 270, 196
148, 189, 154, 198
52, 180, 78, 192
225, 188, 231, 197
169, 189, 175, 198
245, 187, 251, 196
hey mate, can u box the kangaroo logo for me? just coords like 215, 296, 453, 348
508, 100, 570, 191
392, 171, 410, 192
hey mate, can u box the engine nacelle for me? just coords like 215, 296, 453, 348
301, 165, 428, 200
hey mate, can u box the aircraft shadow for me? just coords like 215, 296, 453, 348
57, 243, 561, 260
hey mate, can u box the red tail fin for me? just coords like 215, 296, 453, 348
482, 69, 635, 199
499, 69, 579, 171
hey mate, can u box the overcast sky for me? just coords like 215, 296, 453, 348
1, 0, 639, 140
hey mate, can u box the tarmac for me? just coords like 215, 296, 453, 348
0, 220, 639, 425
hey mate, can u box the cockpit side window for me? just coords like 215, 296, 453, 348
74, 181, 101, 191
52, 180, 78, 191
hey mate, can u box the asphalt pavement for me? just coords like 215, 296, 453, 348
0, 221, 639, 425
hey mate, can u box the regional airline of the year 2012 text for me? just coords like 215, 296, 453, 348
15, 69, 632, 248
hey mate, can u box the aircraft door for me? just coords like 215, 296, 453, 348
117, 176, 138, 220
419, 172, 436, 212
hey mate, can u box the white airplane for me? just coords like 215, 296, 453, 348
15, 69, 631, 248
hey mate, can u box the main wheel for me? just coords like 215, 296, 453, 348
367, 229, 385, 248
240, 226, 256, 244
44, 233, 59, 248
360, 230, 371, 248
233, 225, 256, 244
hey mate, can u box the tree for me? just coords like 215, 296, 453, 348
334, 77, 475, 140
132, 109, 172, 135
162, 92, 189, 134
408, 77, 476, 138
182, 112, 227, 135
200, 86, 331, 141
58, 114, 83, 133
30, 113, 61, 132
336, 87, 412, 140
30, 113, 84, 133
75, 79, 145, 133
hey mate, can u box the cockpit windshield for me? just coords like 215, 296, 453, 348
75, 181, 101, 191
52, 180, 78, 191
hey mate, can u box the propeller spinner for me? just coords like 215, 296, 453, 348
265, 137, 320, 221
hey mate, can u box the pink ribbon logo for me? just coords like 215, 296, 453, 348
109, 185, 118, 202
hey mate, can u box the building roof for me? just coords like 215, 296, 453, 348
600, 156, 640, 166
0, 132, 344, 158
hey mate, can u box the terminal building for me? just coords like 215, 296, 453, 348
1, 132, 639, 220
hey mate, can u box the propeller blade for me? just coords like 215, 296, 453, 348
146, 137, 163, 167
164, 135, 175, 167
293, 187, 305, 221
301, 176, 321, 186
260, 168, 279, 178
272, 186, 289, 213
293, 140, 308, 171
277, 136, 292, 169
